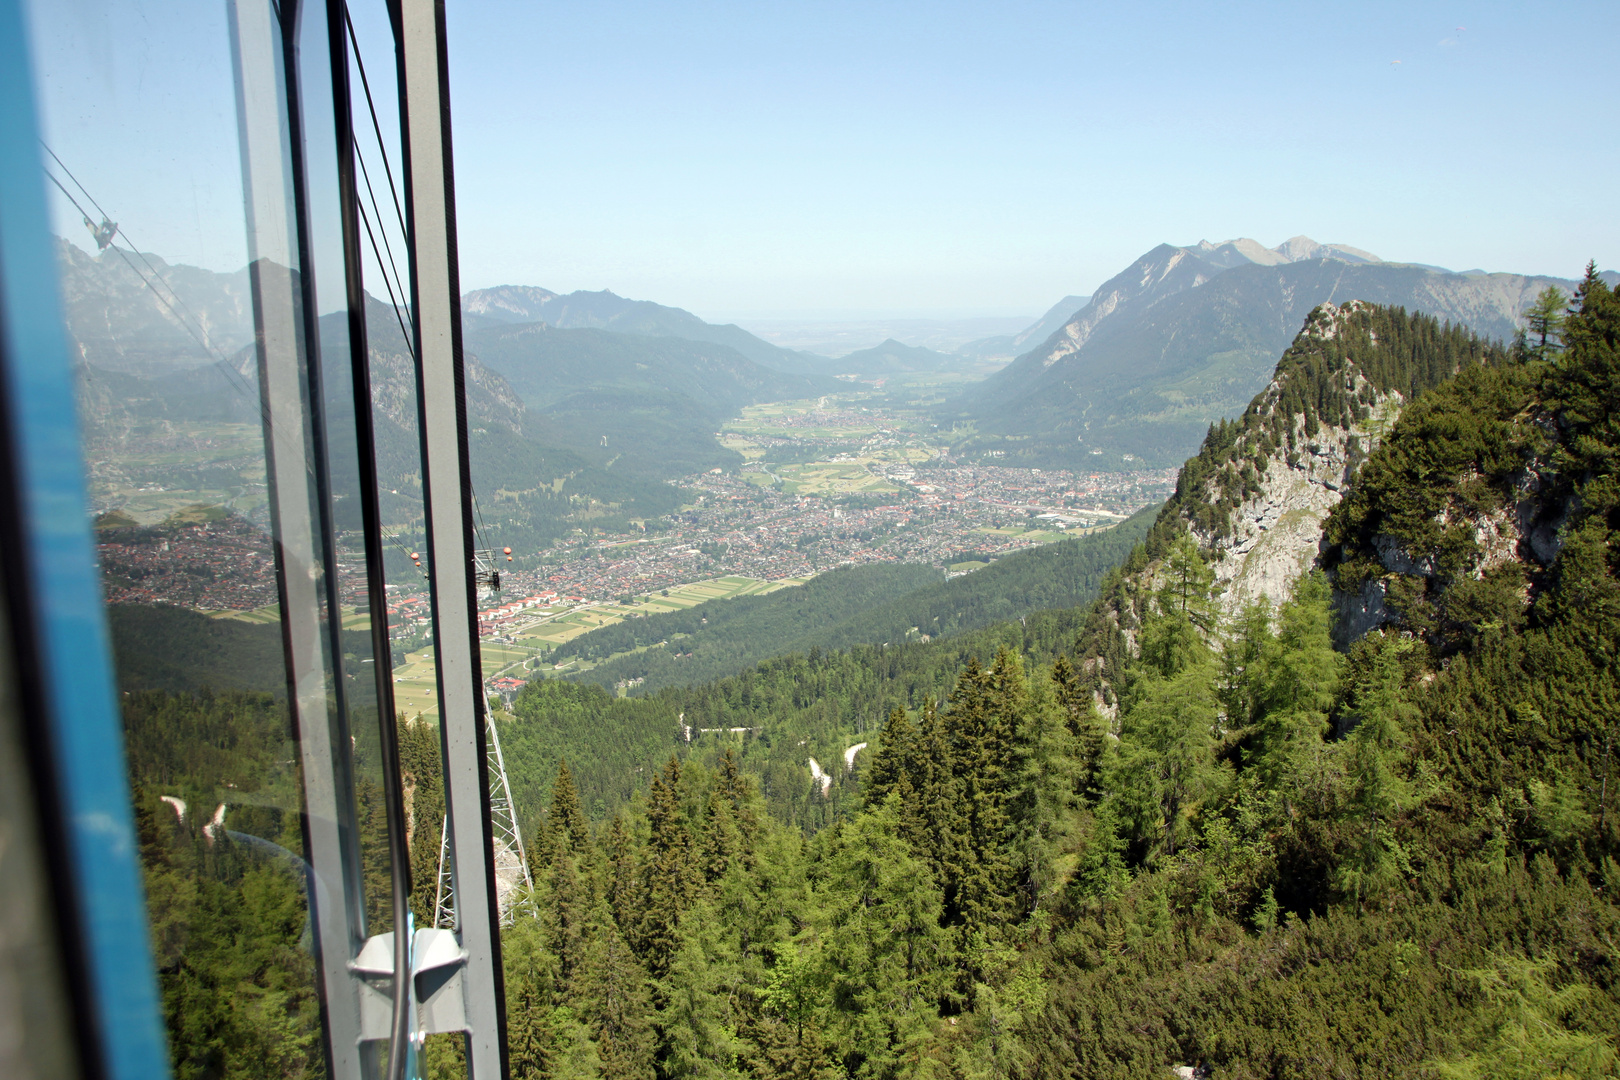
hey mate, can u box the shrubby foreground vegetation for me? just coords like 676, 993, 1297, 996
124, 272, 1620, 1077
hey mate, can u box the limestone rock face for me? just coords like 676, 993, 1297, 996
1196, 402, 1397, 615
1180, 302, 1405, 616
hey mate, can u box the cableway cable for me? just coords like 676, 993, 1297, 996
41, 147, 311, 490
43, 141, 237, 365
343, 3, 503, 584
41, 148, 267, 413
352, 177, 416, 366
340, 16, 498, 582
335, 21, 415, 1080
342, 5, 410, 242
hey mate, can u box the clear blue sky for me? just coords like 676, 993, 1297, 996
26, 1, 1619, 322
444, 0, 1617, 319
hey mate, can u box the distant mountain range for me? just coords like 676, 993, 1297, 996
62, 249, 690, 555
56, 240, 255, 375
59, 243, 836, 503
954, 235, 1615, 469
462, 284, 1027, 377
955, 294, 1091, 361
462, 284, 822, 375
735, 316, 1033, 358
462, 320, 837, 478
804, 337, 968, 377
60, 233, 1618, 494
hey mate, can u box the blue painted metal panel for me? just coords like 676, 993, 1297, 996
0, 1, 172, 1077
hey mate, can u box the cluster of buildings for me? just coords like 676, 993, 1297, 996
94, 403, 1175, 664
475, 459, 1175, 605
97, 515, 280, 610
473, 591, 580, 638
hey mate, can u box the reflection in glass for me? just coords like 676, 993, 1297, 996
27, 0, 412, 1074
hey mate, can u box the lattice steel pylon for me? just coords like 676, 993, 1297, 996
433, 710, 534, 927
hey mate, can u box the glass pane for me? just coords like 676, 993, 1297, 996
337, 0, 462, 942
295, 0, 399, 942
25, 0, 406, 1073
0, 577, 82, 1080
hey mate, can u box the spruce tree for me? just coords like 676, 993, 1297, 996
715, 746, 761, 862
1252, 572, 1342, 794
573, 907, 657, 1080
658, 895, 748, 1079
908, 698, 964, 919
863, 705, 917, 806
946, 649, 1023, 942
1219, 598, 1274, 731
1338, 635, 1419, 903
1522, 285, 1569, 361
550, 759, 592, 857
819, 798, 949, 1074
502, 911, 588, 1080
1114, 660, 1220, 860
541, 851, 591, 988
1050, 654, 1088, 732
700, 785, 744, 886
1114, 536, 1223, 861
605, 814, 638, 934
636, 755, 696, 975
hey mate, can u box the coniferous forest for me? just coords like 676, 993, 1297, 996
122, 272, 1620, 1078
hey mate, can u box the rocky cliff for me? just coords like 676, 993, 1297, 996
1072, 301, 1511, 713
1181, 302, 1404, 615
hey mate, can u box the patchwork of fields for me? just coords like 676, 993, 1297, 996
381, 575, 807, 718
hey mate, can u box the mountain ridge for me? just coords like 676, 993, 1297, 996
461, 283, 826, 374
958, 238, 1598, 469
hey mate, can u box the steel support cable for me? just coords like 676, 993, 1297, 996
41, 140, 109, 212
40, 160, 275, 436
352, 178, 429, 592
352, 182, 416, 368
470, 486, 492, 556
43, 142, 237, 363
379, 522, 422, 563
344, 5, 498, 568
342, 5, 410, 243
346, 0, 492, 566
333, 18, 414, 1080
352, 141, 414, 356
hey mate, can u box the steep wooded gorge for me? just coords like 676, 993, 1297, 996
122, 270, 1620, 1078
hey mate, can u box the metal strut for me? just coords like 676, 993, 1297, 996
434, 711, 533, 927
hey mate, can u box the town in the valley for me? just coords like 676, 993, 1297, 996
91, 395, 1174, 707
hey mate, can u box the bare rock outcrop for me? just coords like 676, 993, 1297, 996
1182, 302, 1404, 615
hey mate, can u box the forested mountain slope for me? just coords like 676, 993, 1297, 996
479, 273, 1619, 1078
559, 505, 1156, 696
552, 562, 943, 688
814, 338, 967, 376
464, 321, 835, 480
462, 284, 822, 374
118, 273, 1620, 1079
1173, 302, 1506, 616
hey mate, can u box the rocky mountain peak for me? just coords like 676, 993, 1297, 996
461, 284, 562, 322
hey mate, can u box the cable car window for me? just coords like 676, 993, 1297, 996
24, 0, 414, 1074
